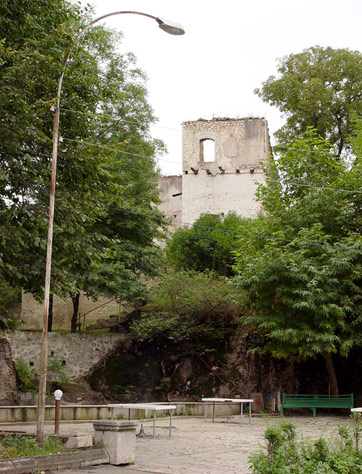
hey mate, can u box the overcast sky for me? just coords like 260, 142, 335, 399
80, 0, 362, 175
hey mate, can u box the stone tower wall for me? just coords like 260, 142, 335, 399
181, 118, 271, 224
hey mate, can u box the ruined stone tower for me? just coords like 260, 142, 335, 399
158, 117, 271, 227
181, 117, 271, 224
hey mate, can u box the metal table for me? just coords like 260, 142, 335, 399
108, 403, 176, 438
202, 397, 253, 424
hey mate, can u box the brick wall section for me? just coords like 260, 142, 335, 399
4, 331, 127, 379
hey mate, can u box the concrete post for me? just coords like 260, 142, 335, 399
93, 420, 138, 465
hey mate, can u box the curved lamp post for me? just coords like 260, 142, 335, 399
36, 11, 185, 446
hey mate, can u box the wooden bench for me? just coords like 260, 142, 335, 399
280, 394, 354, 417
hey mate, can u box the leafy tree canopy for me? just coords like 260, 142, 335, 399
233, 126, 362, 394
255, 46, 362, 155
130, 270, 242, 353
0, 0, 165, 313
166, 213, 250, 276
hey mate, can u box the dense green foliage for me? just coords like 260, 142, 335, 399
0, 279, 21, 329
15, 353, 70, 391
131, 270, 241, 352
250, 420, 362, 474
255, 46, 362, 154
0, 0, 165, 327
14, 358, 39, 392
234, 128, 362, 393
0, 435, 67, 459
167, 213, 248, 276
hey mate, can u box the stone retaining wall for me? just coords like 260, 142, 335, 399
3, 331, 127, 379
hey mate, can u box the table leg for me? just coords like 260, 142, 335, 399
204, 402, 206, 423
169, 410, 173, 437
249, 402, 251, 424
240, 403, 243, 424
212, 403, 215, 423
153, 411, 156, 439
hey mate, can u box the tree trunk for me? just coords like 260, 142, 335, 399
70, 293, 80, 333
47, 293, 53, 332
325, 353, 339, 395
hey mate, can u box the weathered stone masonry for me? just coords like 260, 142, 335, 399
159, 117, 271, 227
4, 331, 127, 379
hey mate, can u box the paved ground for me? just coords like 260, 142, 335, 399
1, 414, 354, 474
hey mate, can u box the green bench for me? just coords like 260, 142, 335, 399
280, 394, 354, 417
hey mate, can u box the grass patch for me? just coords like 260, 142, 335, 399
0, 435, 68, 459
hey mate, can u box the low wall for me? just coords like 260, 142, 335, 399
0, 402, 245, 423
0, 448, 108, 474
3, 331, 126, 379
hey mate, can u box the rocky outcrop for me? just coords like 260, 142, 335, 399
0, 335, 18, 405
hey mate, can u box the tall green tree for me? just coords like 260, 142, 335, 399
234, 129, 362, 394
255, 46, 362, 155
0, 0, 165, 325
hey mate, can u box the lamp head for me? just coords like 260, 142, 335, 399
157, 18, 185, 35
54, 389, 63, 400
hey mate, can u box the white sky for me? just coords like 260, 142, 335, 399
81, 0, 362, 175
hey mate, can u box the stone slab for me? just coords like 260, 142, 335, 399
65, 434, 93, 449
0, 448, 108, 474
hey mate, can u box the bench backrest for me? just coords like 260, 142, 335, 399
282, 394, 354, 409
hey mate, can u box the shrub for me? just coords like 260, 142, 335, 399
14, 358, 38, 392
249, 420, 362, 474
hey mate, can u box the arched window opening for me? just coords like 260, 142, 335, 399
200, 139, 215, 162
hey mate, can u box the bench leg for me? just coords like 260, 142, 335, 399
169, 410, 173, 437
312, 408, 316, 417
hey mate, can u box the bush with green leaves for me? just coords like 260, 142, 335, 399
250, 420, 362, 474
130, 270, 243, 353
48, 352, 70, 387
14, 352, 70, 392
14, 358, 39, 392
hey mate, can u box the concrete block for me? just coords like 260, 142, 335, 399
65, 434, 93, 449
93, 420, 138, 465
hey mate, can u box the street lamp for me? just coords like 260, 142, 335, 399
36, 11, 185, 446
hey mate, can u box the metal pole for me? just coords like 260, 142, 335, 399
34, 10, 184, 447
55, 399, 60, 435
53, 390, 63, 436
36, 103, 60, 447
